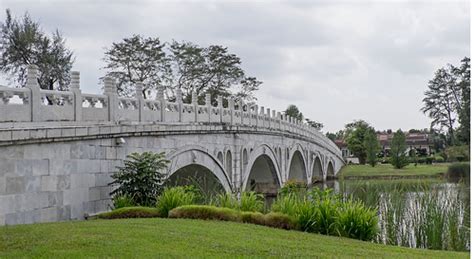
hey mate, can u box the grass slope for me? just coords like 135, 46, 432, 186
339, 163, 449, 179
0, 218, 467, 258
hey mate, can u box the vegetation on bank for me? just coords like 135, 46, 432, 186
0, 218, 468, 258
339, 163, 451, 179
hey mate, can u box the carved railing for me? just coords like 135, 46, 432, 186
0, 65, 341, 156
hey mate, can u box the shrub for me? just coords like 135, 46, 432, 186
425, 157, 434, 164
445, 145, 470, 162
264, 212, 297, 230
157, 187, 196, 217
446, 163, 470, 179
312, 198, 339, 235
239, 192, 264, 212
434, 155, 445, 163
169, 205, 240, 222
112, 194, 135, 209
213, 192, 239, 210
279, 180, 307, 196
335, 200, 379, 241
97, 207, 161, 219
390, 130, 409, 169
271, 193, 300, 216
241, 211, 265, 225
110, 151, 169, 207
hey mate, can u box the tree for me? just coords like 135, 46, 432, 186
326, 130, 345, 142
103, 35, 167, 98
109, 151, 169, 207
284, 104, 303, 121
305, 119, 324, 131
0, 9, 74, 90
345, 120, 371, 164
390, 129, 409, 169
364, 128, 379, 167
454, 57, 470, 145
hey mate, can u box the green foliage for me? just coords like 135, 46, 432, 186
212, 192, 239, 209
445, 145, 470, 162
455, 57, 470, 145
390, 130, 409, 169
103, 35, 167, 98
110, 151, 169, 207
335, 200, 378, 241
284, 104, 303, 121
447, 163, 470, 179
305, 118, 324, 131
363, 128, 379, 167
112, 195, 135, 209
169, 205, 240, 222
96, 207, 161, 219
240, 211, 266, 225
279, 180, 307, 197
156, 186, 196, 217
0, 9, 74, 90
345, 120, 371, 165
263, 212, 297, 230
271, 192, 300, 216
239, 191, 264, 212
434, 155, 445, 163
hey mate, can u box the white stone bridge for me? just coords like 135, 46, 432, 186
0, 66, 344, 225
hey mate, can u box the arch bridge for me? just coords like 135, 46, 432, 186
0, 66, 344, 225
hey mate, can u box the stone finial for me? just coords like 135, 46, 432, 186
266, 108, 271, 117
229, 98, 235, 110
192, 91, 197, 104
272, 110, 276, 118
26, 64, 39, 88
136, 82, 144, 99
217, 96, 223, 108
260, 106, 265, 115
103, 77, 115, 94
205, 93, 211, 106
70, 71, 80, 90
176, 88, 183, 103
277, 112, 281, 120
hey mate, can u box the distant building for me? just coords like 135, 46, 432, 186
335, 131, 432, 164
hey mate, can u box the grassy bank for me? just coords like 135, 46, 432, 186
0, 218, 468, 258
339, 163, 450, 180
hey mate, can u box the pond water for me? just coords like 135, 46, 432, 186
314, 178, 470, 251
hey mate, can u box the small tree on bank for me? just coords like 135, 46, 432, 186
364, 128, 379, 167
390, 130, 409, 169
110, 152, 169, 207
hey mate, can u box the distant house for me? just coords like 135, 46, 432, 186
335, 131, 432, 164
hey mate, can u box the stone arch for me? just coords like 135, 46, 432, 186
242, 144, 282, 192
225, 150, 232, 178
217, 151, 224, 164
326, 160, 335, 180
287, 143, 308, 182
311, 154, 324, 183
167, 146, 232, 192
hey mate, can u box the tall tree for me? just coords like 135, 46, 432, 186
453, 57, 470, 145
364, 128, 379, 167
103, 35, 167, 98
284, 104, 303, 121
305, 118, 324, 131
390, 129, 409, 169
0, 9, 74, 90
345, 120, 371, 164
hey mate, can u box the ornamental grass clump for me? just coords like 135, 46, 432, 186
335, 200, 378, 241
239, 191, 264, 212
157, 186, 196, 217
112, 194, 135, 209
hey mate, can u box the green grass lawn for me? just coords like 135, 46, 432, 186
339, 163, 450, 179
0, 218, 468, 258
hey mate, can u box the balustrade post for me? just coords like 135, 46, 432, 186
103, 77, 118, 123
271, 110, 276, 129
229, 98, 235, 125
70, 71, 82, 122
26, 65, 41, 122
192, 91, 198, 122
217, 96, 223, 123
277, 112, 281, 130
254, 105, 259, 127
266, 108, 271, 128
156, 86, 165, 122
176, 88, 183, 122
239, 100, 244, 125
136, 82, 144, 122
205, 93, 211, 123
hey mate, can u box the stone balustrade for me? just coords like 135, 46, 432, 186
0, 65, 341, 156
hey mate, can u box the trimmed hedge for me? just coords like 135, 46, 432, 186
169, 205, 297, 231
447, 163, 470, 179
96, 207, 161, 219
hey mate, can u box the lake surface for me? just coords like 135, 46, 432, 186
314, 177, 470, 251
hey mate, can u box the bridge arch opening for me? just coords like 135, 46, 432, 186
245, 154, 279, 195
312, 156, 324, 183
217, 151, 224, 164
225, 150, 232, 179
327, 161, 335, 179
168, 164, 225, 197
288, 150, 307, 183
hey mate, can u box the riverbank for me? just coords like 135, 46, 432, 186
0, 218, 468, 258
338, 163, 450, 180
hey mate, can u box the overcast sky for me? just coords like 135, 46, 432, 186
0, 0, 469, 132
